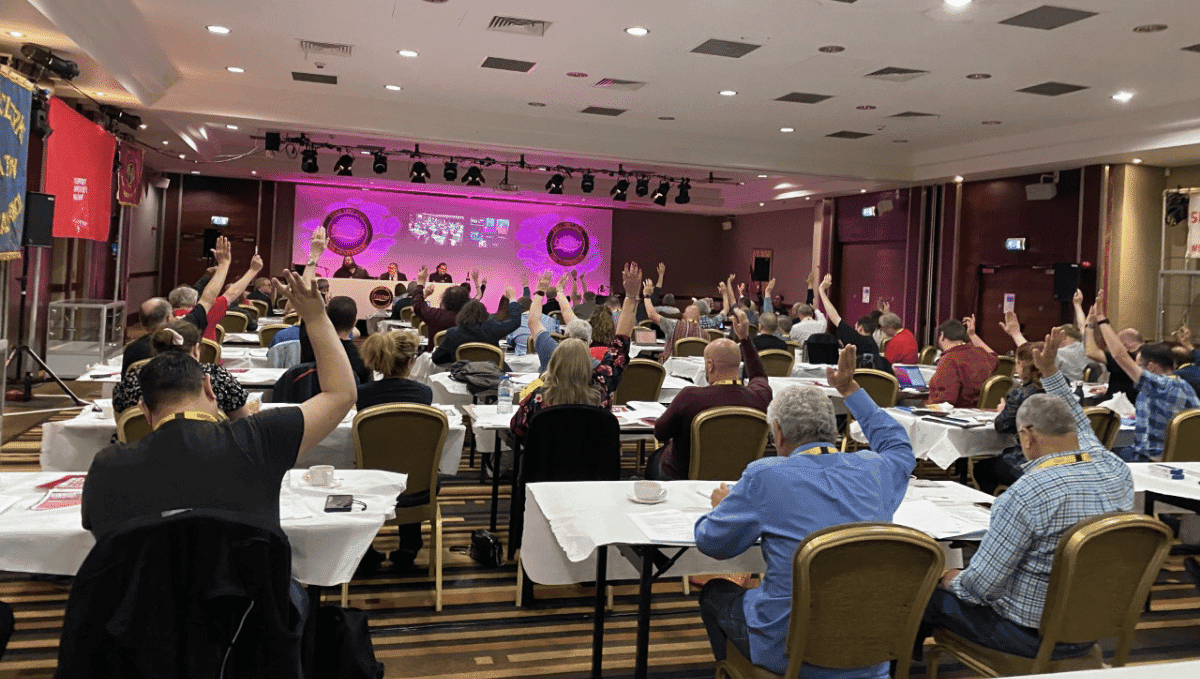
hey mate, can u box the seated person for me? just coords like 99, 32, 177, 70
390, 282, 421, 320
507, 296, 561, 357
927, 316, 998, 407
643, 279, 705, 362
113, 321, 253, 420
527, 272, 591, 369
605, 296, 622, 327
299, 296, 372, 384
1079, 291, 1141, 401
1001, 305, 1094, 383
971, 341, 1045, 494
693, 298, 724, 330
646, 310, 771, 480
572, 284, 599, 321
248, 277, 275, 308
695, 344, 914, 678
588, 307, 617, 361
879, 312, 919, 365
789, 270, 827, 345
1172, 325, 1200, 398
655, 293, 681, 316
430, 289, 521, 365
411, 267, 482, 344
333, 255, 370, 279
428, 262, 453, 283
380, 263, 406, 281
817, 273, 891, 373
752, 312, 789, 353
919, 328, 1133, 660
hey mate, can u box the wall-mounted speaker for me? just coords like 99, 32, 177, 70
23, 191, 54, 247
752, 256, 771, 282
1053, 263, 1079, 302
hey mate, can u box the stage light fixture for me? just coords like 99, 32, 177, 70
545, 173, 565, 194
652, 181, 671, 206
635, 177, 649, 197
20, 43, 80, 80
674, 178, 691, 204
301, 148, 319, 173
443, 161, 458, 181
580, 173, 595, 193
372, 151, 388, 174
611, 178, 629, 201
410, 160, 431, 182
333, 153, 354, 176
462, 166, 485, 186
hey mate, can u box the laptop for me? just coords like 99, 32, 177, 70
894, 365, 927, 389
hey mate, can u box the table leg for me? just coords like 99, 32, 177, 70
592, 545, 608, 678
490, 430, 502, 531
635, 547, 655, 679
1144, 491, 1157, 517
302, 584, 323, 679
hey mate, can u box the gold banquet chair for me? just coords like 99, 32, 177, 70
977, 375, 1013, 410
992, 355, 1016, 377
432, 330, 447, 348
1084, 406, 1120, 450
705, 328, 726, 342
282, 311, 299, 326
689, 406, 769, 481
258, 324, 289, 348
918, 345, 937, 365
198, 338, 222, 364
353, 403, 450, 611
613, 359, 666, 405
759, 349, 796, 377
928, 512, 1172, 678
674, 337, 709, 358
125, 358, 152, 376
249, 299, 270, 319
218, 311, 250, 334
456, 342, 504, 368
716, 523, 944, 679
116, 408, 153, 444
1161, 409, 1200, 463
213, 324, 226, 345
841, 369, 899, 451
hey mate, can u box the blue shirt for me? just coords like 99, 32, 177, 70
694, 389, 915, 678
948, 372, 1134, 628
506, 312, 559, 356
270, 325, 300, 347
1134, 370, 1199, 460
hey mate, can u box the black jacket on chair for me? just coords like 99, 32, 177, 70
56, 509, 302, 679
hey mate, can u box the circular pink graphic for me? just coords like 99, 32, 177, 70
546, 221, 589, 266
322, 207, 373, 256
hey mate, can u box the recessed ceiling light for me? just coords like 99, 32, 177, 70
226, 66, 244, 73
757, 174, 769, 178
207, 25, 230, 34
775, 182, 795, 189
360, 150, 371, 155
178, 154, 185, 159
138, 123, 147, 129
860, 189, 867, 193
758, 202, 765, 207
719, 90, 737, 96
226, 124, 238, 130
161, 140, 169, 145
982, 120, 1002, 125
805, 196, 811, 200
191, 171, 200, 175
967, 73, 991, 80
856, 105, 876, 110
7, 31, 23, 38
251, 170, 257, 175
624, 26, 649, 37
528, 102, 546, 107
944, 0, 972, 7
658, 116, 675, 120
1132, 158, 1143, 164
780, 127, 794, 133
954, 175, 965, 183
397, 49, 419, 58
566, 71, 589, 78
1133, 24, 1168, 33
93, 92, 104, 97
1112, 90, 1134, 103
818, 45, 844, 53
384, 84, 402, 91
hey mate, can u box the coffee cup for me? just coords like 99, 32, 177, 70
634, 480, 665, 501
302, 465, 335, 486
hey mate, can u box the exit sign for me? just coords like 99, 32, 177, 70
211, 216, 229, 226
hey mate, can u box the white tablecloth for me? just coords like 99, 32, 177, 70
0, 470, 405, 587
220, 346, 273, 370
1128, 462, 1200, 503
851, 408, 1011, 469
224, 332, 261, 345
665, 356, 833, 382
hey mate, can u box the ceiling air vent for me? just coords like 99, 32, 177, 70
292, 72, 338, 85
487, 16, 552, 37
593, 78, 646, 91
298, 40, 353, 58
1017, 81, 1088, 96
776, 92, 833, 104
480, 57, 537, 73
1183, 44, 1200, 53
691, 39, 761, 58
580, 106, 626, 116
864, 66, 929, 83
999, 5, 1097, 30
888, 111, 938, 118
826, 131, 872, 139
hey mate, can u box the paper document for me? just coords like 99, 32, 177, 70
893, 498, 991, 540
629, 509, 709, 544
0, 496, 21, 516
279, 497, 313, 521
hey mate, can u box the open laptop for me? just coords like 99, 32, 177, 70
894, 365, 927, 389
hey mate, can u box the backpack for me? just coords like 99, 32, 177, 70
313, 606, 385, 679
448, 360, 503, 395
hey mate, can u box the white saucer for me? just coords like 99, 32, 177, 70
628, 492, 667, 505
302, 479, 340, 489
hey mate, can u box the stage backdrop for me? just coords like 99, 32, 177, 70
293, 185, 613, 306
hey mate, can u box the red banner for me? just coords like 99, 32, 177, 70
45, 98, 115, 241
116, 141, 143, 207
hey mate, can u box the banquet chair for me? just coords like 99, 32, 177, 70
218, 311, 250, 334
282, 311, 299, 326
125, 358, 152, 376
400, 306, 414, 323
259, 324, 289, 348
637, 319, 657, 329
747, 324, 759, 338
457, 342, 504, 368
841, 369, 899, 451
927, 512, 1172, 678
613, 359, 666, 405
715, 523, 943, 679
249, 299, 270, 319
705, 328, 726, 342
526, 336, 537, 355
804, 334, 840, 365
1161, 409, 1200, 463
977, 375, 1013, 410
759, 349, 796, 377
918, 345, 938, 365
1084, 407, 1121, 450
674, 337, 709, 358
689, 406, 769, 481
354, 403, 449, 611
238, 305, 259, 324
509, 404, 621, 605
213, 324, 225, 345
432, 330, 447, 348
786, 340, 804, 356
198, 338, 221, 364
992, 355, 1016, 377
116, 408, 153, 444
548, 310, 563, 323
1082, 363, 1104, 383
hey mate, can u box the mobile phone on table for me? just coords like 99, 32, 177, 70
324, 494, 354, 512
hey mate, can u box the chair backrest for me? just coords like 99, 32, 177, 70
282, 312, 299, 326
637, 319, 657, 329
992, 355, 1016, 377
704, 328, 725, 342
353, 404, 448, 522
804, 333, 840, 365
116, 408, 153, 444
457, 342, 504, 368
759, 349, 796, 377
977, 374, 1013, 409
213, 324, 225, 345
548, 310, 563, 322
526, 335, 537, 355
218, 311, 249, 334
1162, 409, 1200, 462
746, 324, 759, 338
270, 362, 321, 403
613, 359, 666, 405
432, 329, 447, 348
1033, 513, 1172, 670
400, 306, 414, 323
1084, 406, 1120, 449
258, 324, 288, 348
674, 336, 709, 358
522, 404, 622, 483
917, 345, 937, 365
550, 332, 567, 343
198, 338, 221, 364
783, 523, 944, 679
689, 406, 769, 481
238, 305, 259, 323
1082, 363, 1103, 383
249, 300, 270, 319
126, 358, 152, 376
853, 369, 900, 408
786, 340, 804, 356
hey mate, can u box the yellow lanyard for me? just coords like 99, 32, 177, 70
152, 410, 223, 431
710, 379, 741, 386
797, 445, 838, 456
1031, 452, 1091, 472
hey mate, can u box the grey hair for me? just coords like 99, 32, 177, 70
694, 298, 711, 315
564, 318, 593, 343
1015, 394, 1078, 436
793, 303, 814, 319
766, 386, 838, 449
760, 312, 779, 334
168, 285, 198, 309
879, 313, 902, 331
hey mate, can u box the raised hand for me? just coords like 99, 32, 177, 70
423, 284, 435, 298
570, 269, 579, 279
417, 266, 429, 285
308, 227, 327, 261
1177, 324, 1193, 349
503, 285, 514, 300
480, 277, 488, 288
998, 310, 1020, 337
1072, 289, 1083, 307
642, 278, 655, 296
963, 314, 977, 336
825, 344, 860, 396
1093, 289, 1107, 319
521, 271, 529, 288
1031, 327, 1064, 378
765, 278, 776, 296
275, 269, 325, 323
250, 254, 264, 272
737, 282, 746, 297
877, 299, 891, 314
806, 269, 817, 288
470, 269, 480, 284
657, 262, 666, 277
556, 271, 571, 293
212, 236, 231, 265
820, 274, 832, 292
622, 262, 642, 298
731, 309, 750, 341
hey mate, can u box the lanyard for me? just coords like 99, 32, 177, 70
794, 445, 838, 456
1031, 452, 1091, 472
153, 410, 223, 431
710, 379, 741, 386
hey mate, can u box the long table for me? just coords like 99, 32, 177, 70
1130, 462, 1200, 516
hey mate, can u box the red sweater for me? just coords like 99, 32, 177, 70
884, 328, 919, 365
927, 343, 998, 408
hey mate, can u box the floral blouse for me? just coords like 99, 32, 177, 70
509, 335, 631, 439
113, 362, 249, 415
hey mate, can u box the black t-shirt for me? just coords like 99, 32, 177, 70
356, 378, 434, 411
1105, 351, 1140, 401
122, 304, 208, 373
541, 298, 562, 314
298, 323, 372, 384
752, 334, 789, 354
835, 320, 892, 374
81, 407, 305, 539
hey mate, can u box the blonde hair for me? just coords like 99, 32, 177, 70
542, 338, 602, 407
361, 330, 419, 378
589, 307, 615, 346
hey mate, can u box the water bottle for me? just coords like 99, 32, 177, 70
497, 376, 513, 414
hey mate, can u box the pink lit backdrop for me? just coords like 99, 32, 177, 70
293, 185, 613, 306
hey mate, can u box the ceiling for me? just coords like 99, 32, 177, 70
3, 0, 1200, 213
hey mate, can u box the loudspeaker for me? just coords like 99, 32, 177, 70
22, 191, 54, 247
752, 256, 771, 282
264, 132, 281, 152
1053, 263, 1079, 302
202, 228, 222, 258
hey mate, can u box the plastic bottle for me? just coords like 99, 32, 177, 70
497, 376, 513, 414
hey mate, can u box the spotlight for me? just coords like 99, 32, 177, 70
19, 43, 80, 80
372, 151, 388, 174
674, 178, 691, 204
410, 160, 431, 182
580, 173, 595, 193
652, 181, 671, 206
333, 153, 354, 176
462, 166, 485, 186
99, 105, 141, 130
301, 148, 319, 173
545, 173, 565, 194
610, 178, 629, 201
635, 177, 649, 197
443, 161, 457, 181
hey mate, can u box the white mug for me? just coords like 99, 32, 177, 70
634, 480, 665, 501
302, 465, 335, 486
